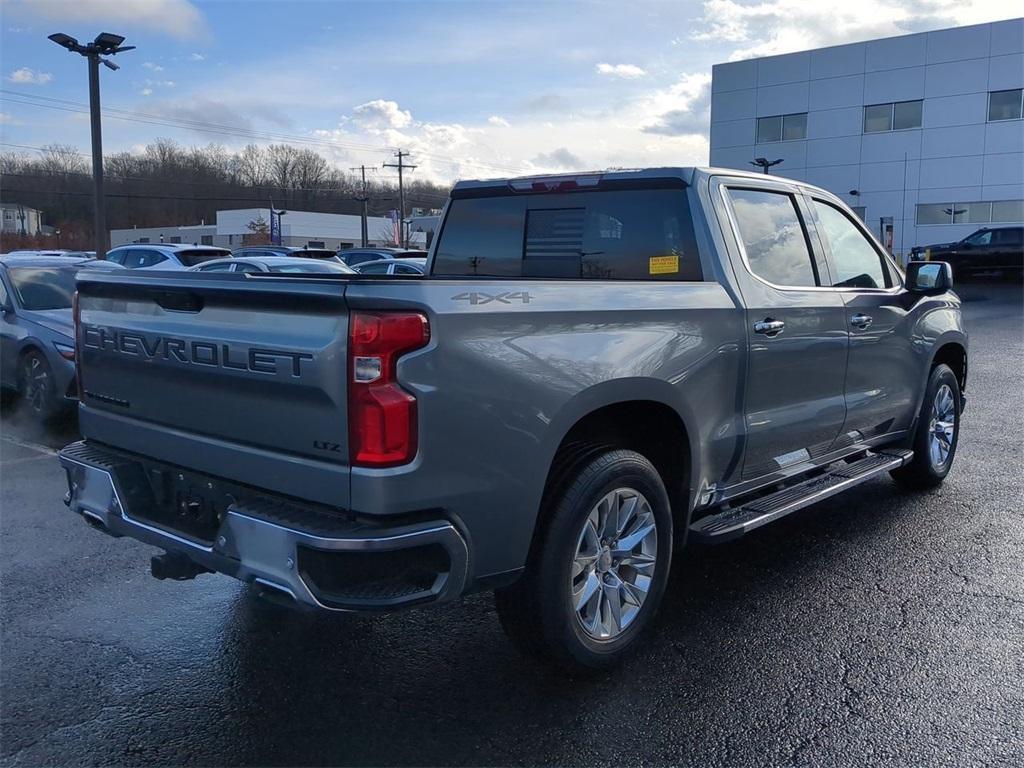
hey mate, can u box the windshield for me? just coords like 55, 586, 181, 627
177, 248, 231, 266
8, 267, 78, 310
269, 261, 354, 273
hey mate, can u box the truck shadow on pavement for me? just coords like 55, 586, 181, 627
214, 477, 946, 766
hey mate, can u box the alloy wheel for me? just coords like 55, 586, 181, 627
22, 356, 50, 414
929, 383, 956, 468
570, 487, 658, 641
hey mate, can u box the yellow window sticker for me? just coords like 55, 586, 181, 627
649, 254, 679, 275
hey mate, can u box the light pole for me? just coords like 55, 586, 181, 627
750, 157, 783, 174
48, 32, 134, 259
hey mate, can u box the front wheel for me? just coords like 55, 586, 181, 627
18, 350, 61, 422
494, 448, 673, 671
891, 364, 961, 489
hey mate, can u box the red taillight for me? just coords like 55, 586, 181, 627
348, 311, 429, 468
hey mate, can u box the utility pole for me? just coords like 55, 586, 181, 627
350, 164, 372, 247
48, 32, 134, 258
383, 150, 416, 247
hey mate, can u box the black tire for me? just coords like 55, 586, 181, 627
494, 448, 673, 672
891, 363, 961, 489
18, 350, 62, 423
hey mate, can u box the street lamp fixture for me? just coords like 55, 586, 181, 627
48, 31, 134, 258
750, 157, 784, 174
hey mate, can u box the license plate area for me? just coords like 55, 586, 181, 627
112, 458, 238, 544
142, 466, 234, 543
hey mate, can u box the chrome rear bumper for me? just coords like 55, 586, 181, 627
59, 441, 469, 611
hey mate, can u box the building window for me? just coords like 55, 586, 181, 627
993, 200, 1024, 222
988, 89, 1023, 121
307, 241, 326, 248
916, 199, 1024, 225
169, 236, 182, 244
137, 237, 150, 243
864, 100, 923, 133
756, 113, 807, 143
201, 235, 213, 245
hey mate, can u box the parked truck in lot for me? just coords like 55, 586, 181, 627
59, 167, 967, 670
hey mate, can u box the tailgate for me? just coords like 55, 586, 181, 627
75, 271, 351, 507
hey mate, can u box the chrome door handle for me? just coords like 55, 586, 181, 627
851, 313, 873, 329
753, 318, 785, 336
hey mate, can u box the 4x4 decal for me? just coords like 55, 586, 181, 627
451, 291, 532, 305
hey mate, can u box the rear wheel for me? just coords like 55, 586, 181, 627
18, 350, 61, 422
495, 448, 673, 671
891, 364, 961, 489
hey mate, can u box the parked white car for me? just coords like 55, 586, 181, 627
190, 256, 354, 274
105, 244, 231, 270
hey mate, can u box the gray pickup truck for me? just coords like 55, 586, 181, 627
59, 167, 967, 670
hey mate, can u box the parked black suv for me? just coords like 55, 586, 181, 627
911, 226, 1023, 279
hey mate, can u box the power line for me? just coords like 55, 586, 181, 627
0, 88, 534, 176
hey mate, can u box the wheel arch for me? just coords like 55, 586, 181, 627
532, 381, 699, 552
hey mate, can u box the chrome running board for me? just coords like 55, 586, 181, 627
689, 450, 913, 543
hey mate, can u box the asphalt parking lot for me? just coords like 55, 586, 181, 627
1, 282, 1021, 767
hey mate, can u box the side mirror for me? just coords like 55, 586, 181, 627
906, 261, 953, 294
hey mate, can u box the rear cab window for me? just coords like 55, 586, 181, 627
432, 183, 702, 281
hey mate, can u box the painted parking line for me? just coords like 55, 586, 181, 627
0, 434, 60, 458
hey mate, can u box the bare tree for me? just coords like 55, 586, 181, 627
38, 143, 88, 175
236, 144, 267, 186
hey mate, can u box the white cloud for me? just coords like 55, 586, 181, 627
140, 88, 153, 96
488, 116, 510, 127
692, 0, 1015, 60
7, 68, 53, 85
142, 62, 165, 71
12, 0, 207, 41
533, 147, 586, 170
189, 53, 206, 61
352, 99, 413, 130
595, 62, 646, 79
640, 72, 712, 137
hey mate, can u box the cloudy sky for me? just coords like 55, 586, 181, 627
0, 0, 1016, 183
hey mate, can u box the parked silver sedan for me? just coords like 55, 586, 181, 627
190, 256, 355, 274
352, 257, 427, 275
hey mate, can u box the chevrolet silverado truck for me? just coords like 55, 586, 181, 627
59, 167, 967, 670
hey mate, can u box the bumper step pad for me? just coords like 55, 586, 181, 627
689, 450, 912, 543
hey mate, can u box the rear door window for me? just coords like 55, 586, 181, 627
136, 249, 168, 268
725, 188, 818, 287
433, 187, 701, 280
358, 262, 391, 274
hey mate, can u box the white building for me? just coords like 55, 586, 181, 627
110, 208, 405, 249
709, 18, 1024, 260
1, 203, 43, 235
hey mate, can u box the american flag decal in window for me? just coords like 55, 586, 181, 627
524, 207, 585, 261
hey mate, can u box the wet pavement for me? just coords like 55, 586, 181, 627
1, 282, 1021, 766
